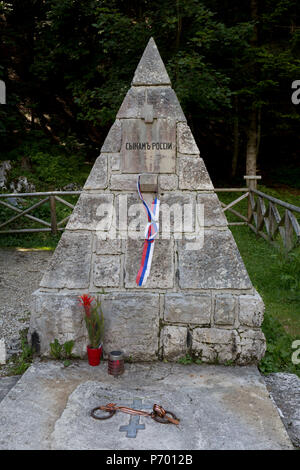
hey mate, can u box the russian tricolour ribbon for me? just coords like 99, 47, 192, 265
136, 175, 160, 286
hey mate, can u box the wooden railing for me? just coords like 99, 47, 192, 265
0, 191, 81, 234
0, 185, 299, 251
215, 182, 300, 252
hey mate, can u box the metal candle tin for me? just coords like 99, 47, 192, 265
108, 350, 124, 376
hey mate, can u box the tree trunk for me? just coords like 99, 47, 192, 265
231, 95, 239, 178
246, 105, 257, 176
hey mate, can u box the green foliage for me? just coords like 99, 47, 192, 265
1, 0, 299, 183
84, 298, 105, 349
259, 312, 300, 377
178, 354, 202, 365
7, 329, 33, 376
49, 338, 75, 363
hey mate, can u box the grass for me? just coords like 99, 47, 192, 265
218, 185, 300, 376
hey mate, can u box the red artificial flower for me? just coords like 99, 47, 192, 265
79, 294, 95, 317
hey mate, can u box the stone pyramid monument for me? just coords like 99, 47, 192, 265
29, 38, 266, 363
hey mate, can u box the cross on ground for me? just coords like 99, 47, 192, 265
119, 398, 153, 438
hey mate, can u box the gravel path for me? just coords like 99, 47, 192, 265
0, 248, 52, 371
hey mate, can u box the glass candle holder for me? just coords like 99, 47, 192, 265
108, 350, 124, 376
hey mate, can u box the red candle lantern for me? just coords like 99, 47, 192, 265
108, 350, 124, 376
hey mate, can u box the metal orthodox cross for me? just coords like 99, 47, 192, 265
119, 398, 153, 438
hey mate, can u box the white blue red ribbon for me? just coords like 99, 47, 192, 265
136, 175, 160, 286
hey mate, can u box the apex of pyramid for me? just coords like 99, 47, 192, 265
131, 37, 171, 86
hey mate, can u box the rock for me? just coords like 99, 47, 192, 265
159, 174, 178, 191
214, 294, 236, 326
0, 339, 6, 365
93, 255, 121, 287
0, 161, 11, 189
124, 238, 174, 288
191, 328, 238, 363
67, 193, 114, 231
40, 231, 92, 289
177, 122, 199, 154
236, 328, 266, 364
117, 86, 186, 121
101, 292, 160, 360
101, 120, 122, 153
83, 154, 107, 190
10, 176, 35, 193
264, 373, 300, 448
197, 193, 228, 227
164, 293, 211, 325
131, 37, 171, 86
109, 153, 121, 171
177, 229, 252, 289
161, 325, 188, 359
239, 292, 264, 327
110, 174, 138, 191
29, 291, 88, 357
120, 119, 176, 174
178, 154, 214, 190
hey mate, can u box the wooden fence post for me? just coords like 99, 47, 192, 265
49, 195, 57, 235
244, 175, 262, 221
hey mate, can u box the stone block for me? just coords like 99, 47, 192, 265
40, 231, 92, 289
0, 338, 6, 364
236, 328, 266, 364
83, 154, 107, 190
139, 173, 158, 192
101, 292, 159, 360
124, 238, 174, 288
193, 327, 234, 345
197, 193, 228, 227
109, 153, 121, 171
93, 255, 121, 287
29, 291, 88, 357
178, 154, 214, 190
177, 122, 199, 154
117, 86, 186, 121
239, 292, 264, 327
110, 174, 137, 191
159, 174, 178, 190
214, 294, 236, 326
161, 325, 188, 360
121, 119, 176, 174
67, 194, 114, 231
95, 236, 122, 254
177, 229, 252, 289
159, 192, 195, 235
192, 328, 238, 363
164, 293, 211, 324
101, 120, 122, 153
131, 37, 171, 86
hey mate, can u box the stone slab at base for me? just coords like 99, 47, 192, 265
29, 290, 266, 364
0, 361, 293, 450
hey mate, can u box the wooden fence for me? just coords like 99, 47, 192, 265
0, 185, 299, 251
0, 191, 81, 235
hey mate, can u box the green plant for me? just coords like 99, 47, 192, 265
177, 354, 202, 365
49, 338, 75, 363
7, 329, 33, 375
79, 294, 104, 349
259, 312, 300, 377
50, 338, 63, 359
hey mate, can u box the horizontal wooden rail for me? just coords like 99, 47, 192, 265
0, 191, 80, 234
0, 187, 299, 252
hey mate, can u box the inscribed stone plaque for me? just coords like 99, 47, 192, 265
121, 119, 176, 173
